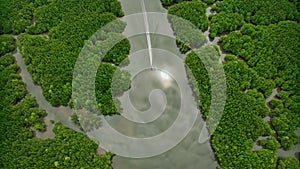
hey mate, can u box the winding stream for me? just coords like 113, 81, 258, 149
252, 87, 300, 158
10, 0, 299, 168
203, 6, 226, 64
12, 36, 81, 138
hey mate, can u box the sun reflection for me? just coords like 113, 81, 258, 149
160, 71, 171, 80
159, 71, 173, 88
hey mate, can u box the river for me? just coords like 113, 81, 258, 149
11, 0, 299, 168
12, 36, 81, 138
109, 0, 217, 168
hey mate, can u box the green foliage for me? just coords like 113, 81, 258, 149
272, 113, 299, 149
2, 0, 299, 168
160, 0, 191, 7
26, 0, 123, 34
71, 32, 131, 118
219, 31, 246, 54
13, 95, 47, 131
18, 34, 75, 106
277, 90, 290, 103
185, 46, 224, 119
168, 15, 206, 53
221, 21, 300, 149
166, 1, 207, 53
103, 38, 130, 65
0, 53, 14, 70
0, 0, 39, 34
95, 63, 130, 115
0, 54, 26, 106
209, 12, 244, 38
270, 98, 284, 110
0, 41, 112, 169
223, 55, 275, 97
185, 50, 211, 118
111, 68, 131, 96
290, 0, 300, 11
186, 49, 278, 168
260, 138, 281, 150
48, 12, 118, 48
166, 0, 299, 168
211, 66, 275, 168
214, 0, 300, 25
278, 157, 300, 169
161, 0, 216, 7
18, 2, 130, 108
1, 122, 113, 169
0, 34, 15, 55
95, 63, 117, 113
168, 1, 209, 32
202, 0, 216, 4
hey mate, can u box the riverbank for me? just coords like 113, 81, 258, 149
12, 36, 81, 139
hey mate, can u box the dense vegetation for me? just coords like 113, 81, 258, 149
167, 1, 207, 53
2, 0, 300, 168
0, 34, 15, 55
0, 0, 44, 34
259, 138, 281, 151
26, 0, 123, 34
211, 0, 300, 26
207, 0, 300, 38
0, 35, 112, 168
221, 21, 300, 149
186, 48, 278, 168
168, 1, 208, 32
17, 0, 131, 115
209, 12, 244, 38
161, 0, 216, 7
161, 0, 191, 7
278, 157, 300, 169
95, 63, 131, 115
165, 0, 300, 168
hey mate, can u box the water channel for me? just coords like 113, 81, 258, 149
109, 0, 217, 168
10, 0, 299, 168
12, 36, 81, 139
